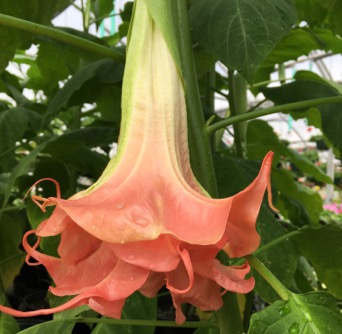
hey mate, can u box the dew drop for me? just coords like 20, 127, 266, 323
288, 322, 299, 334
304, 312, 312, 322
115, 202, 125, 210
91, 224, 96, 230
132, 215, 150, 227
130, 276, 134, 281
279, 303, 291, 317
127, 255, 136, 261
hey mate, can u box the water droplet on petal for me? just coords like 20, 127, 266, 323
132, 215, 150, 227
279, 303, 291, 317
127, 255, 136, 261
115, 202, 125, 210
288, 322, 299, 334
91, 224, 96, 230
130, 276, 134, 281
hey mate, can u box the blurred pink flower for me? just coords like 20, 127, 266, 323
323, 203, 342, 214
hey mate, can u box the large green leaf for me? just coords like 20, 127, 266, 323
293, 224, 342, 298
17, 320, 75, 334
262, 28, 342, 68
190, 0, 297, 82
262, 79, 342, 154
254, 206, 300, 303
0, 0, 72, 72
246, 120, 332, 185
248, 291, 341, 334
295, 0, 328, 27
0, 212, 25, 289
213, 155, 299, 302
91, 293, 157, 334
0, 107, 42, 171
47, 58, 123, 116
0, 314, 20, 334
272, 168, 323, 225
27, 41, 80, 95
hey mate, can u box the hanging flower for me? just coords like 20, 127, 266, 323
0, 0, 275, 324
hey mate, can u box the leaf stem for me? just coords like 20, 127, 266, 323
255, 229, 300, 255
73, 317, 217, 328
207, 96, 342, 136
246, 254, 290, 301
0, 13, 125, 62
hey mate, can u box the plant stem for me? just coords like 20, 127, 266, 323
0, 13, 125, 62
174, 0, 218, 196
73, 317, 217, 328
207, 95, 342, 136
255, 229, 300, 255
174, 2, 242, 332
0, 205, 25, 213
228, 69, 243, 157
246, 254, 290, 301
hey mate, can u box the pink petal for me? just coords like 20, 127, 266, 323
222, 152, 274, 258
171, 274, 222, 324
110, 234, 180, 271
88, 298, 126, 318
57, 220, 101, 265
211, 260, 255, 293
166, 248, 194, 294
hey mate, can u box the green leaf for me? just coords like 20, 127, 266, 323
246, 120, 332, 185
92, 293, 157, 334
293, 224, 342, 298
262, 79, 342, 154
248, 291, 342, 334
2, 137, 56, 208
0, 212, 25, 289
295, 0, 328, 27
0, 0, 72, 72
190, 0, 297, 82
92, 0, 114, 21
0, 107, 42, 171
262, 28, 342, 68
0, 314, 20, 334
47, 59, 124, 115
254, 206, 300, 303
272, 168, 323, 225
17, 320, 75, 334
30, 41, 80, 95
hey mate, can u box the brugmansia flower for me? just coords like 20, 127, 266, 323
0, 0, 275, 324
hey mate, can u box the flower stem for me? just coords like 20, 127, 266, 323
0, 13, 124, 62
173, 0, 218, 196
207, 96, 342, 136
245, 254, 290, 301
73, 317, 217, 328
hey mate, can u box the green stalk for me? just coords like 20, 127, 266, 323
0, 13, 124, 62
228, 69, 243, 157
246, 254, 290, 301
84, 0, 92, 31
75, 317, 217, 328
173, 1, 218, 196
207, 96, 342, 136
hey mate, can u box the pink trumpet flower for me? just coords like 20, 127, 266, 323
0, 0, 275, 324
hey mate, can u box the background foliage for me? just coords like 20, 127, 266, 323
0, 0, 341, 333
